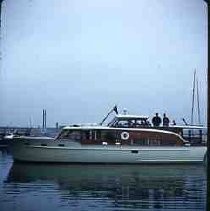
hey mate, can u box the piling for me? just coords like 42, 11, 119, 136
42, 109, 47, 132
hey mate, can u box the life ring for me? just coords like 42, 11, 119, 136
121, 131, 129, 140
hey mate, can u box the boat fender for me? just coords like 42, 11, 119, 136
121, 131, 129, 140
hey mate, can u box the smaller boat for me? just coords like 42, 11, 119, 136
0, 132, 17, 147
4, 133, 15, 140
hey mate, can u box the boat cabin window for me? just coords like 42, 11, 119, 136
130, 132, 183, 146
115, 120, 131, 127
82, 130, 99, 140
132, 138, 178, 146
57, 130, 81, 140
82, 130, 115, 141
79, 129, 117, 145
111, 119, 151, 128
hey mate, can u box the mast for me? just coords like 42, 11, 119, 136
196, 79, 201, 125
191, 70, 196, 125
0, 0, 4, 64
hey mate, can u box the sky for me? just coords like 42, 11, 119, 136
0, 0, 208, 127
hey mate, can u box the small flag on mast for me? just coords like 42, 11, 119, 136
113, 105, 118, 114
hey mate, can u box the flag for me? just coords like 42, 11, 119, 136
113, 105, 118, 114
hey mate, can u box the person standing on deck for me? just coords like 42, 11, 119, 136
163, 113, 170, 127
152, 113, 161, 127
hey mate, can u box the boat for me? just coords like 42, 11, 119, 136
9, 109, 207, 164
0, 129, 32, 148
0, 132, 17, 147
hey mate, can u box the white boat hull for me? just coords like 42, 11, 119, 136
10, 137, 207, 164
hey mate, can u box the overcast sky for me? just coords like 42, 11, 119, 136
0, 0, 207, 127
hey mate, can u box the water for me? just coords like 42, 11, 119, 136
0, 148, 207, 211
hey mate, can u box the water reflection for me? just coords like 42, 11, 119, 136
5, 162, 206, 210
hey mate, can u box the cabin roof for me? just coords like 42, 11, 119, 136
169, 125, 207, 130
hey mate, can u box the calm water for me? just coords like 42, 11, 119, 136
0, 148, 207, 211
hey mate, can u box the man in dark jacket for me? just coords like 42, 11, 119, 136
163, 113, 170, 127
152, 113, 161, 127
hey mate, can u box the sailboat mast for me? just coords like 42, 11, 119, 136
196, 79, 201, 125
191, 70, 196, 125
